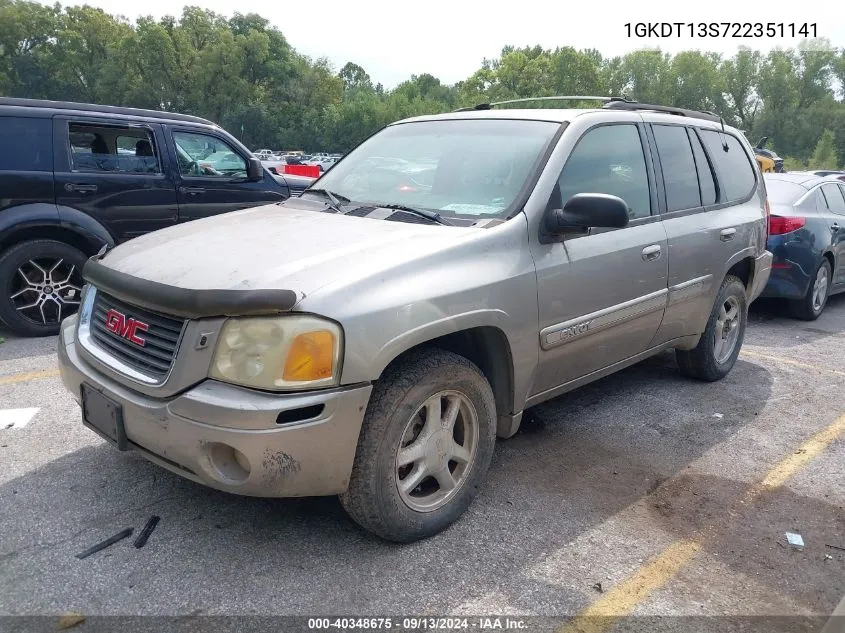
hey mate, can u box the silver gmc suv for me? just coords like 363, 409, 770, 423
58, 98, 773, 542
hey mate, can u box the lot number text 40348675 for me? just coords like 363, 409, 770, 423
625, 22, 818, 38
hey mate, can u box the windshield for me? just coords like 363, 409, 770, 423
313, 119, 559, 219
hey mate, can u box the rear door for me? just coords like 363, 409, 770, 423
163, 126, 288, 222
53, 117, 179, 242
821, 183, 845, 286
651, 121, 762, 344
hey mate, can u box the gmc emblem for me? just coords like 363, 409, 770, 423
104, 308, 149, 346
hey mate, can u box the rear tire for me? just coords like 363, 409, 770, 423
339, 349, 497, 542
789, 259, 831, 321
676, 275, 747, 382
0, 239, 87, 337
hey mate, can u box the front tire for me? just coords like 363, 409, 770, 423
340, 349, 497, 542
676, 275, 748, 382
0, 239, 87, 337
789, 259, 831, 321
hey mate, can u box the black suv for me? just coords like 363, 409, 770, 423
0, 98, 313, 337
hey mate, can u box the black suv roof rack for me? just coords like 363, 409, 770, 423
602, 100, 721, 123
454, 95, 723, 124
0, 97, 214, 125
454, 96, 629, 112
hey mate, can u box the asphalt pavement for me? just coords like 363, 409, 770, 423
0, 297, 843, 631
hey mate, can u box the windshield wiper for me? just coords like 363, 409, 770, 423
371, 204, 453, 226
303, 188, 348, 213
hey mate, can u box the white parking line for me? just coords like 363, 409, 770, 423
0, 408, 40, 430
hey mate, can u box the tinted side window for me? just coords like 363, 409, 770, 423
652, 125, 700, 212
68, 123, 160, 174
699, 130, 756, 202
688, 129, 717, 205
173, 131, 247, 178
821, 183, 845, 214
0, 117, 52, 172
558, 124, 651, 220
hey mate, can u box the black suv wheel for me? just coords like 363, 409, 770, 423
0, 239, 87, 337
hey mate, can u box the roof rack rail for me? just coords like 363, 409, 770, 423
602, 100, 721, 123
454, 96, 631, 112
0, 97, 215, 126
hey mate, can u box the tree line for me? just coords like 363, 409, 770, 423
2, 0, 845, 169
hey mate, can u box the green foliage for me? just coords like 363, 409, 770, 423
782, 156, 807, 172
808, 129, 839, 170
2, 1, 845, 157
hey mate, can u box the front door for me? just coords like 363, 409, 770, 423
531, 122, 669, 397
52, 117, 178, 242
164, 127, 287, 222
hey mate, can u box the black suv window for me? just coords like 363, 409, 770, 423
652, 125, 700, 212
559, 124, 651, 220
699, 130, 756, 202
0, 117, 52, 172
821, 183, 845, 214
68, 123, 160, 174
688, 129, 717, 205
173, 131, 247, 178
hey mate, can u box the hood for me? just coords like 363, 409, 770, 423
97, 198, 476, 301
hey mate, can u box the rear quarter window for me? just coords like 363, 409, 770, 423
0, 116, 52, 172
699, 130, 756, 203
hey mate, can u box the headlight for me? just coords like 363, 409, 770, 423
209, 315, 342, 391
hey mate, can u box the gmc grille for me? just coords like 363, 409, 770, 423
91, 291, 186, 379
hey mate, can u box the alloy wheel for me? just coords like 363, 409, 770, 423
9, 258, 83, 326
714, 295, 741, 364
395, 390, 479, 513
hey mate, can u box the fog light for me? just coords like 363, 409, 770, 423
206, 442, 250, 483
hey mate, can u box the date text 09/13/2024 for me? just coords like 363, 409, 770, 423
625, 22, 818, 38
307, 618, 528, 630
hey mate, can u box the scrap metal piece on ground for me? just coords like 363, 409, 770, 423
786, 532, 805, 548
75, 527, 133, 559
133, 516, 160, 549
57, 613, 86, 630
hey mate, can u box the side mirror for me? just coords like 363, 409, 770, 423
544, 193, 630, 237
247, 156, 263, 181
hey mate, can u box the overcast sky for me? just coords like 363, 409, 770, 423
43, 0, 844, 88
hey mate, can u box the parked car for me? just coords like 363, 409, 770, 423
253, 149, 275, 159
304, 155, 339, 172
57, 98, 771, 542
0, 97, 314, 337
758, 173, 845, 319
752, 136, 784, 173
790, 170, 845, 182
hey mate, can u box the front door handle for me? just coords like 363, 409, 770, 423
642, 244, 662, 261
64, 183, 98, 193
720, 228, 737, 241
179, 186, 206, 196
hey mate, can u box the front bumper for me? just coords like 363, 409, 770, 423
58, 315, 372, 497
748, 250, 773, 303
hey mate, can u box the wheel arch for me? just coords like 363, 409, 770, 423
374, 323, 517, 439
1, 204, 114, 257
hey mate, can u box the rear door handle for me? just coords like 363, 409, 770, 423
179, 186, 206, 196
642, 244, 662, 261
720, 228, 737, 241
832, 223, 840, 232
64, 183, 98, 193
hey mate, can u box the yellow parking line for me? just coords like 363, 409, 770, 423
756, 413, 845, 492
560, 541, 700, 633
0, 368, 60, 386
740, 350, 845, 378
559, 412, 845, 633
